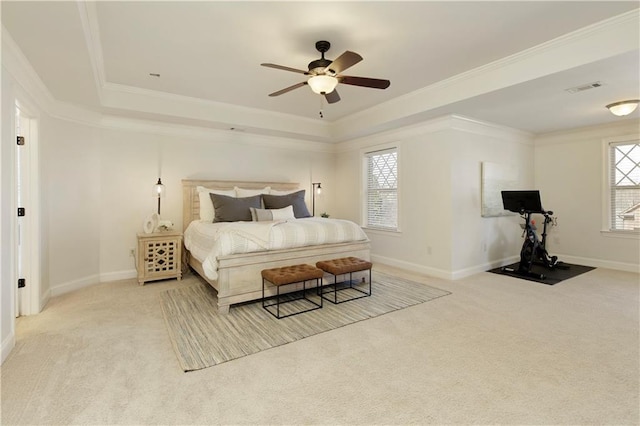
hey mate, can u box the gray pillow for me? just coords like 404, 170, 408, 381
210, 194, 262, 222
262, 190, 311, 218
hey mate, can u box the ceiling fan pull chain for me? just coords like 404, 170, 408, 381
319, 96, 324, 118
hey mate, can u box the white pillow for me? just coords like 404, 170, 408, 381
250, 205, 295, 222
269, 188, 299, 196
235, 186, 271, 197
197, 186, 235, 221
271, 205, 295, 220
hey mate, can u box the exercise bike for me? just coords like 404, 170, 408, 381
516, 209, 558, 279
501, 190, 560, 280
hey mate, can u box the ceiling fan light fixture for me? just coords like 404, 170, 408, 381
606, 100, 639, 116
308, 75, 338, 95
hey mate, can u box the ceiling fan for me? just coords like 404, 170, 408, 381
261, 40, 391, 104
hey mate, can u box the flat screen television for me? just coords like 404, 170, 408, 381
501, 190, 544, 213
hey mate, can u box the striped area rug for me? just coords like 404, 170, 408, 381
160, 273, 451, 371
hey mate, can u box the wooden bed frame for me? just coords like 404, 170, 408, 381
182, 179, 371, 314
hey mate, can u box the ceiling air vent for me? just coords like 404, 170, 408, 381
565, 81, 604, 94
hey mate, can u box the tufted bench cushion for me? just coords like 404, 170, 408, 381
316, 257, 373, 276
261, 264, 324, 286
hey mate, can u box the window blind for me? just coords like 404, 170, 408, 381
609, 141, 640, 230
365, 148, 398, 230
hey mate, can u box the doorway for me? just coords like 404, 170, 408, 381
14, 103, 41, 316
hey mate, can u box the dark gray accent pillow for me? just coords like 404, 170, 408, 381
210, 193, 262, 222
262, 190, 311, 218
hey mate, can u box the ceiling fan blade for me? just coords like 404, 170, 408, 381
339, 76, 391, 89
261, 63, 309, 75
324, 51, 362, 75
325, 89, 340, 104
268, 81, 307, 97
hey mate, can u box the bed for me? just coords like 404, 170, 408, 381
182, 179, 371, 313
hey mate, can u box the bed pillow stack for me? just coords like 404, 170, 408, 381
197, 186, 312, 222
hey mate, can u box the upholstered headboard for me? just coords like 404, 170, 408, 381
182, 179, 299, 231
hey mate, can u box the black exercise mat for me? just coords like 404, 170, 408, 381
488, 262, 595, 285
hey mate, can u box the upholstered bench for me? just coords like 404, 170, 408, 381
316, 257, 373, 304
261, 264, 324, 319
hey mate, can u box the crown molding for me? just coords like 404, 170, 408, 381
335, 114, 533, 154
74, 0, 332, 142
2, 24, 333, 152
99, 81, 333, 142
535, 118, 640, 146
96, 113, 335, 153
331, 9, 640, 141
1, 26, 56, 114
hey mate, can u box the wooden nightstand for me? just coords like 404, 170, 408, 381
136, 230, 183, 285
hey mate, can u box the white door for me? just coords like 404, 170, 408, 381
14, 104, 40, 316
15, 106, 28, 316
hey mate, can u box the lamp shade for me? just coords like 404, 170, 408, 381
308, 75, 338, 94
606, 100, 639, 117
153, 178, 165, 197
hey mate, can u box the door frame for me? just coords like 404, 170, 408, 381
14, 100, 42, 316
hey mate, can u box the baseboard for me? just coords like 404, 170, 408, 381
40, 288, 51, 312
372, 254, 518, 280
50, 270, 137, 298
373, 252, 638, 281
451, 256, 520, 280
50, 274, 100, 297
371, 254, 454, 280
1, 331, 16, 365
554, 254, 639, 273
100, 269, 136, 283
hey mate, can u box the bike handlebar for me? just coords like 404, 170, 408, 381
520, 208, 553, 216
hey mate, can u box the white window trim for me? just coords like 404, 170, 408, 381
361, 142, 401, 233
601, 133, 640, 239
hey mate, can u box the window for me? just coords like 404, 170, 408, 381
364, 147, 398, 230
607, 139, 640, 231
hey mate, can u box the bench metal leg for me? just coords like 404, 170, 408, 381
321, 268, 372, 304
263, 278, 323, 319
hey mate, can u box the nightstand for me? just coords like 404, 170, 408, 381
136, 230, 183, 285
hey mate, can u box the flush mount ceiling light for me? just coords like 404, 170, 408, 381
307, 75, 339, 95
606, 100, 639, 116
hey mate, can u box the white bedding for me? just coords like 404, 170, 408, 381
184, 217, 369, 280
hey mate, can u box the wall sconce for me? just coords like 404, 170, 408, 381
606, 100, 639, 117
153, 178, 165, 215
312, 182, 322, 216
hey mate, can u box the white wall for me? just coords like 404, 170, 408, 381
42, 118, 101, 293
449, 124, 535, 276
335, 115, 534, 279
43, 119, 336, 294
534, 120, 640, 271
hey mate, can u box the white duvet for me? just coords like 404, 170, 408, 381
184, 217, 369, 280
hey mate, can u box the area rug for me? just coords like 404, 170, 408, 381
160, 272, 451, 371
488, 261, 595, 285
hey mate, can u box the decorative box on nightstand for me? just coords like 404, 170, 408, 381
136, 230, 183, 285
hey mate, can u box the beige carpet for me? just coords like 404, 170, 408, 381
161, 273, 451, 371
1, 265, 638, 425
